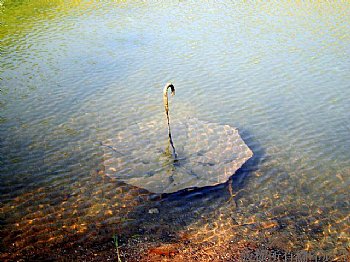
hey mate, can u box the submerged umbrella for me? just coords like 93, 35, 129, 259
102, 83, 253, 194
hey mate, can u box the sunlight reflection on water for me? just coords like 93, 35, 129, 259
0, 0, 349, 259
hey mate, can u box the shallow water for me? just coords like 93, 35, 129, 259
1, 0, 349, 259
102, 117, 253, 193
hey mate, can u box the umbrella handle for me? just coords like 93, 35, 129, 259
163, 83, 177, 159
163, 82, 175, 118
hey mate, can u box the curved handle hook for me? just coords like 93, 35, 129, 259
163, 82, 175, 118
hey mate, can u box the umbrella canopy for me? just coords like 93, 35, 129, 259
102, 116, 253, 194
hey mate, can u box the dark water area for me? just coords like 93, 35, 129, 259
1, 0, 349, 260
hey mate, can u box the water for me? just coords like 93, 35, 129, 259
102, 117, 253, 193
1, 0, 349, 259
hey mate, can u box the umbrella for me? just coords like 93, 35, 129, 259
102, 83, 253, 194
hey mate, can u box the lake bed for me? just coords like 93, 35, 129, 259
1, 0, 349, 260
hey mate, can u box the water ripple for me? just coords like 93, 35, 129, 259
1, 0, 350, 260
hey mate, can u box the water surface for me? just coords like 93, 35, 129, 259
1, 0, 349, 259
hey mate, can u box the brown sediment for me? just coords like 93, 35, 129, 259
148, 244, 179, 258
0, 234, 254, 261
1, 167, 349, 261
1, 219, 348, 261
0, 168, 148, 261
0, 167, 255, 261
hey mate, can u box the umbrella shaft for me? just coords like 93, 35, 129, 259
167, 121, 177, 159
163, 82, 177, 160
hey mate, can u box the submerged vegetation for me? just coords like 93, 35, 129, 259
113, 235, 122, 262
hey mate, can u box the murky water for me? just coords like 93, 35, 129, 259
1, 0, 349, 259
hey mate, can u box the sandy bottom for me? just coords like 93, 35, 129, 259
1, 169, 349, 261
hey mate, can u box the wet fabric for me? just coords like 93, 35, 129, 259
102, 117, 253, 193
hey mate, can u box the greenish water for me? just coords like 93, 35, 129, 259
1, 0, 349, 259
